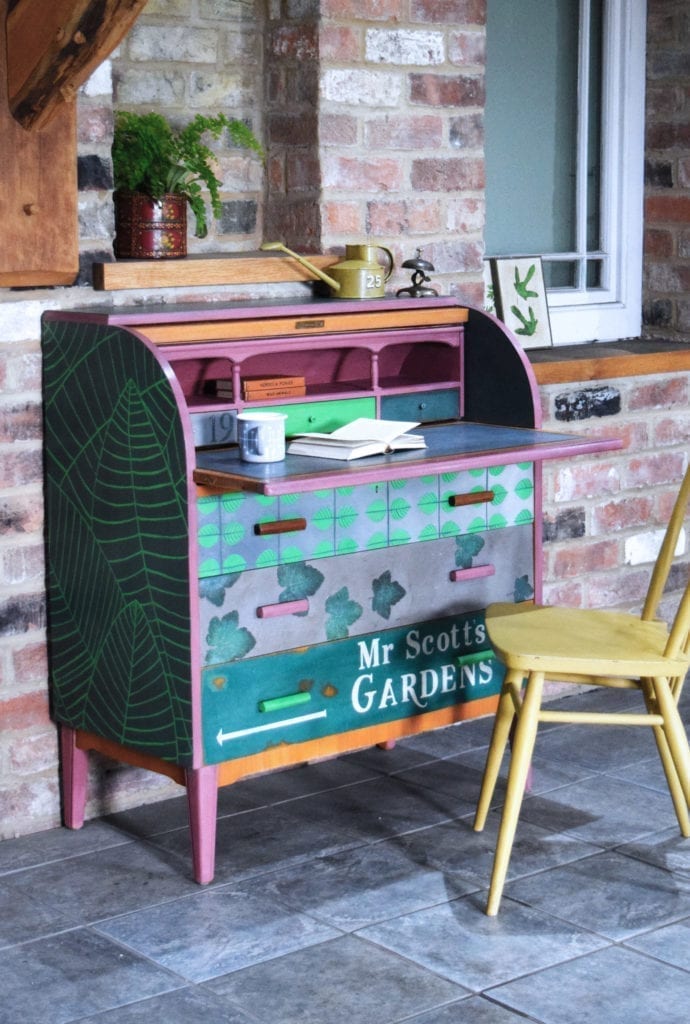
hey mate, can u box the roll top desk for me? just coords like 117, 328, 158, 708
42, 297, 618, 882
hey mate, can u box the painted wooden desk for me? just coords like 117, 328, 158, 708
41, 297, 618, 882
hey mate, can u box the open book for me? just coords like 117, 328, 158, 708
287, 418, 426, 461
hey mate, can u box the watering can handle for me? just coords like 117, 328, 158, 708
260, 241, 340, 292
378, 245, 395, 282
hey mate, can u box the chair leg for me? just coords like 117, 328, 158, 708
474, 671, 521, 832
651, 676, 690, 807
642, 682, 690, 836
485, 671, 544, 916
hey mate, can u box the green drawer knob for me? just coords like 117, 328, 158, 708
258, 692, 312, 713
457, 649, 494, 667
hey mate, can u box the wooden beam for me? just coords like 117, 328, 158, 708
92, 253, 340, 291
0, 2, 78, 285
7, 0, 148, 129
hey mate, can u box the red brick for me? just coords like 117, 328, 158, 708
646, 122, 690, 152
553, 462, 620, 502
540, 579, 584, 608
320, 25, 361, 61
410, 73, 484, 108
319, 114, 359, 146
323, 155, 403, 192
411, 157, 484, 191
0, 448, 43, 488
9, 730, 58, 774
269, 24, 319, 61
645, 194, 690, 224
321, 0, 402, 19
364, 114, 444, 150
628, 376, 688, 410
366, 198, 443, 235
587, 569, 650, 610
1, 691, 51, 729
591, 496, 655, 535
644, 227, 674, 258
622, 452, 686, 489
550, 540, 620, 580
323, 201, 363, 234
11, 641, 48, 686
410, 0, 486, 26
267, 113, 319, 147
286, 151, 321, 190
448, 30, 486, 66
0, 403, 43, 443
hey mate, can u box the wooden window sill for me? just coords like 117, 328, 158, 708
529, 339, 690, 384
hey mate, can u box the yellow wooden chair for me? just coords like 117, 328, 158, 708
474, 465, 690, 915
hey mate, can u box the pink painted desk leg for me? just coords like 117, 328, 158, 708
185, 765, 219, 884
59, 725, 88, 829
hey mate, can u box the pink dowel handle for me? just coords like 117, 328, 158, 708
449, 564, 496, 582
257, 598, 309, 618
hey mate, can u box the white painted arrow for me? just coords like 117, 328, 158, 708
216, 709, 328, 745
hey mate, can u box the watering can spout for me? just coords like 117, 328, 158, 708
260, 241, 341, 292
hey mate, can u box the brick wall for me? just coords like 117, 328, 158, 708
642, 0, 690, 340
1, 1, 689, 840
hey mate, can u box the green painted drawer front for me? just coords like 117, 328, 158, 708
254, 397, 375, 437
380, 388, 460, 424
202, 611, 504, 762
199, 524, 534, 662
196, 464, 534, 578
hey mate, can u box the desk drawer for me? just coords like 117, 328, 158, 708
199, 524, 534, 662
202, 610, 504, 763
254, 397, 375, 437
381, 387, 460, 424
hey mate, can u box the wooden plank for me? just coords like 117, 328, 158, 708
531, 342, 690, 384
7, 0, 148, 129
0, 3, 78, 286
142, 302, 468, 344
92, 253, 341, 291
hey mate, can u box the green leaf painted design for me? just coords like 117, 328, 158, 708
489, 513, 508, 529
198, 558, 221, 579
278, 560, 325, 602
440, 521, 460, 537
255, 549, 279, 568
336, 505, 358, 529
389, 528, 411, 546
222, 520, 245, 546
389, 497, 411, 521
514, 575, 535, 602
365, 532, 388, 549
488, 465, 506, 478
372, 570, 406, 619
223, 553, 248, 573
220, 492, 245, 514
325, 586, 363, 639
42, 322, 193, 763
515, 477, 534, 501
281, 545, 306, 563
205, 610, 256, 663
198, 523, 219, 549
365, 498, 387, 522
466, 516, 486, 534
491, 484, 508, 506
337, 538, 359, 555
418, 524, 439, 541
418, 491, 439, 516
515, 509, 534, 525
441, 471, 460, 483
312, 505, 336, 531
199, 573, 242, 607
455, 533, 485, 569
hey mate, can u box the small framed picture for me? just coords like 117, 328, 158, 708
489, 256, 553, 349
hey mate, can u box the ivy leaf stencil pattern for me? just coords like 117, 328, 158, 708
514, 575, 534, 602
325, 587, 363, 640
278, 561, 325, 603
455, 533, 486, 569
199, 573, 242, 607
372, 570, 406, 619
205, 611, 256, 664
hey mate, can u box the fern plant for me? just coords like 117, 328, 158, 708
112, 111, 264, 238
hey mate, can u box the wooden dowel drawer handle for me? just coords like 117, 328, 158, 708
447, 490, 495, 507
254, 517, 307, 536
457, 648, 495, 668
257, 598, 309, 618
259, 692, 311, 713
449, 564, 496, 582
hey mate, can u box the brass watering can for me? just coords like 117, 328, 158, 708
260, 241, 394, 299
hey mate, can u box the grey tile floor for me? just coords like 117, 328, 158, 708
3, 687, 690, 1024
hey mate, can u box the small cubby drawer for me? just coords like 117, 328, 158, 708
380, 388, 460, 424
253, 397, 376, 437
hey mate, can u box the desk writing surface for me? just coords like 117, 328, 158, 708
193, 421, 620, 495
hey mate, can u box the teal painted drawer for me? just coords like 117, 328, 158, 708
254, 396, 376, 437
380, 388, 460, 423
201, 610, 504, 763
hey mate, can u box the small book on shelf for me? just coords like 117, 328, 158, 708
287, 418, 426, 461
214, 375, 307, 400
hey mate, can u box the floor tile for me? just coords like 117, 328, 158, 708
405, 995, 539, 1023
356, 894, 606, 990
66, 986, 255, 1024
489, 944, 690, 1024
147, 804, 361, 885
258, 837, 474, 932
624, 915, 690, 970
94, 885, 339, 982
532, 719, 660, 772
1, 928, 181, 1024
517, 772, 679, 846
204, 933, 467, 1024
228, 755, 380, 807
503, 848, 690, 940
400, 716, 495, 758
617, 825, 690, 872
0, 820, 130, 876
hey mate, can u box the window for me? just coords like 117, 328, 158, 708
485, 0, 646, 345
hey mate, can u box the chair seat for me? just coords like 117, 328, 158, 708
486, 602, 682, 679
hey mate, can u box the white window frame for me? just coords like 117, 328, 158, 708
546, 0, 646, 345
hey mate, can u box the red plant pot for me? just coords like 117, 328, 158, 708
114, 192, 187, 259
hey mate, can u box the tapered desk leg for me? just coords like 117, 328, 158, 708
186, 765, 219, 884
59, 725, 89, 830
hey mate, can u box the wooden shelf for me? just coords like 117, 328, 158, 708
530, 339, 690, 385
92, 252, 337, 291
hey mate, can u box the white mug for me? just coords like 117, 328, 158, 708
237, 411, 287, 463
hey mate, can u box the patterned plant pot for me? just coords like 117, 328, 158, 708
113, 191, 187, 259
